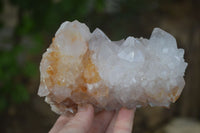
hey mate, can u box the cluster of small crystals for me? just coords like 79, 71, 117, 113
38, 20, 187, 115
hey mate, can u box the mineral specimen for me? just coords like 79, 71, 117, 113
38, 20, 187, 115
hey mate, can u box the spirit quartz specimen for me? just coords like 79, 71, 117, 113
38, 20, 187, 115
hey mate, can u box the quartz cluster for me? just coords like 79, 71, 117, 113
38, 20, 187, 115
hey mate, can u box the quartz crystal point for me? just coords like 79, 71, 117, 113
38, 20, 187, 115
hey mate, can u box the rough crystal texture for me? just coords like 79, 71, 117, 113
38, 20, 187, 115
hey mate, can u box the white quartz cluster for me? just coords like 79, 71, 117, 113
38, 20, 187, 115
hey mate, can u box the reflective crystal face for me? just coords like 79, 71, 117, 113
38, 20, 187, 115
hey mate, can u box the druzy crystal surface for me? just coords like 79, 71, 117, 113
38, 20, 187, 115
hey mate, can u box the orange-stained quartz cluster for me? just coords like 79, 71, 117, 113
83, 57, 101, 84
45, 42, 60, 88
169, 86, 180, 102
44, 38, 102, 96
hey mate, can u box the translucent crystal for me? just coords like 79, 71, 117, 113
38, 20, 188, 115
